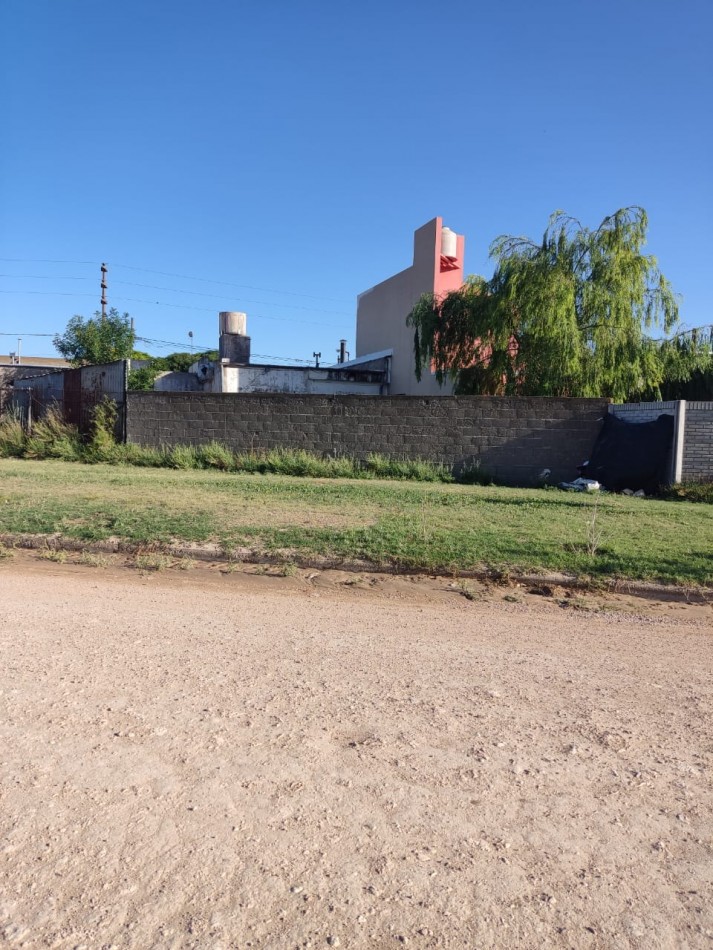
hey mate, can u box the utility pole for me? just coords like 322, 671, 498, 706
100, 263, 108, 320
313, 352, 321, 368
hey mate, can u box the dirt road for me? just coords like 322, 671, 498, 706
1, 555, 711, 948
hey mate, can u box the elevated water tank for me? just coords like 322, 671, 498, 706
441, 227, 458, 260
219, 311, 247, 335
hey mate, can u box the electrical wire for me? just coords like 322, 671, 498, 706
0, 257, 352, 304
0, 275, 350, 314
0, 258, 98, 265
134, 335, 314, 364
0, 289, 352, 328
0, 289, 97, 297
112, 280, 349, 315
111, 263, 351, 305
0, 274, 91, 280
0, 276, 347, 313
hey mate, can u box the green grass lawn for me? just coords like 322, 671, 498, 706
1, 458, 711, 585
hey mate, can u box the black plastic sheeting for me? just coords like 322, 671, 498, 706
579, 413, 674, 493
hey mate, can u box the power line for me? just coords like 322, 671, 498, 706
0, 273, 91, 280
0, 257, 98, 265
112, 280, 350, 315
111, 262, 350, 304
0, 257, 352, 304
0, 289, 352, 328
0, 289, 97, 297
114, 296, 350, 328
0, 273, 351, 314
135, 335, 315, 364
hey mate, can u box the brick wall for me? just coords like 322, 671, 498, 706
126, 392, 609, 485
683, 402, 713, 481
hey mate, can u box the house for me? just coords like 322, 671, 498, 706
151, 216, 465, 398
153, 312, 390, 396
0, 355, 70, 412
355, 217, 465, 395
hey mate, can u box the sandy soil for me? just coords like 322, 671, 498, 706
0, 553, 711, 949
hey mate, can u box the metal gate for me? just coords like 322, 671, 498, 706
63, 368, 83, 430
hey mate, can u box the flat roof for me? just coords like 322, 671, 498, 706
0, 355, 70, 368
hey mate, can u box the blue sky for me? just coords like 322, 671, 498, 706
1, 0, 711, 362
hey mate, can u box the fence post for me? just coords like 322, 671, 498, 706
122, 359, 128, 443
672, 400, 686, 484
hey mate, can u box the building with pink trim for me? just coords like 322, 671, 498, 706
353, 217, 465, 395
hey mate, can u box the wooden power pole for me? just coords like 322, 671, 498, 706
101, 263, 108, 319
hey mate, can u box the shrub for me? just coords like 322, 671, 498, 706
167, 444, 200, 469
89, 397, 119, 452
0, 411, 27, 457
364, 453, 453, 482
23, 408, 82, 461
0, 413, 496, 488
198, 441, 236, 471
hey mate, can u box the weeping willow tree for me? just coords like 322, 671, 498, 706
408, 207, 710, 400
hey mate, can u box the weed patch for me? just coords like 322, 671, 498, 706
78, 551, 110, 568
134, 553, 173, 572
38, 548, 68, 563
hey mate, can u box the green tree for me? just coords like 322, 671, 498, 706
408, 207, 710, 400
127, 350, 220, 390
53, 308, 135, 366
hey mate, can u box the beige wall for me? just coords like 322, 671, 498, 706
356, 218, 464, 395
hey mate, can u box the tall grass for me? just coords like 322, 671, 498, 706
0, 411, 462, 483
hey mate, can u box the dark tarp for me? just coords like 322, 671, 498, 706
580, 413, 674, 493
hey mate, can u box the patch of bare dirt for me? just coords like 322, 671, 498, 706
0, 553, 711, 948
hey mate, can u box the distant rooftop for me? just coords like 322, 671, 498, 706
0, 355, 70, 368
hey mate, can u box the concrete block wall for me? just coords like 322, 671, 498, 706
126, 392, 609, 485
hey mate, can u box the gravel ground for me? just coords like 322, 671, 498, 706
0, 554, 711, 949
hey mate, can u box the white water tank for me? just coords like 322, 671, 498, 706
219, 311, 247, 335
441, 227, 458, 260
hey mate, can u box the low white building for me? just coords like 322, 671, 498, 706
153, 312, 390, 396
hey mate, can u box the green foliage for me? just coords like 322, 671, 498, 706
167, 444, 201, 469
656, 345, 713, 400
197, 441, 235, 470
0, 410, 27, 457
0, 417, 459, 483
127, 365, 162, 391
53, 308, 135, 366
127, 350, 220, 391
22, 408, 82, 461
408, 207, 711, 400
88, 397, 119, 457
166, 351, 219, 371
